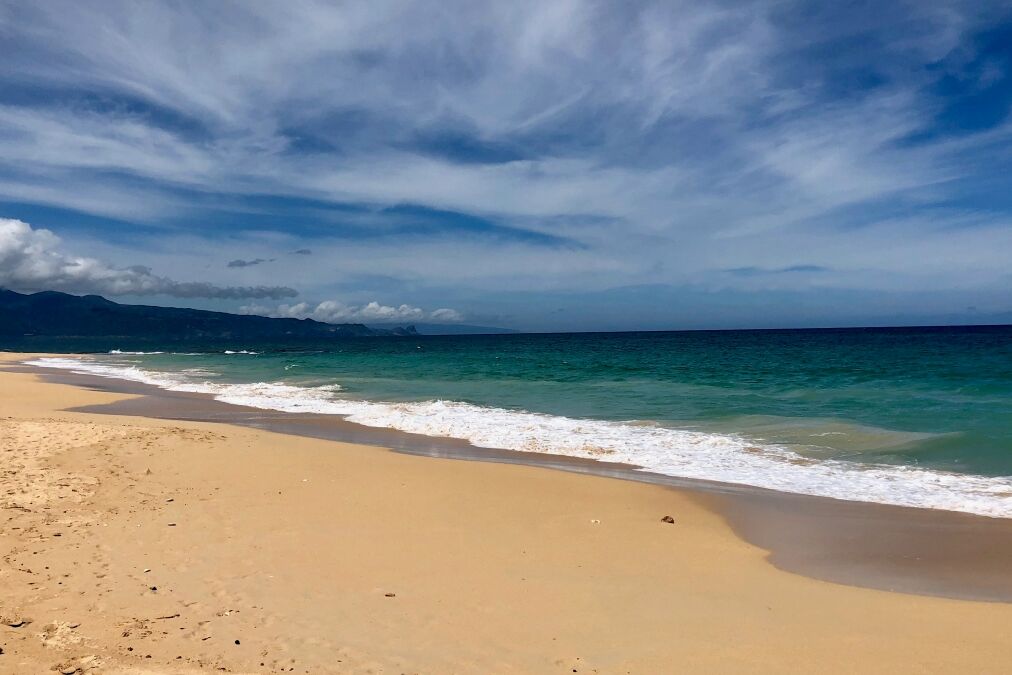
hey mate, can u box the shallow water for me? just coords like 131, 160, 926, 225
26, 326, 1012, 516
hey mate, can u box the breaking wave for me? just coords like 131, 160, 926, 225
27, 356, 1012, 518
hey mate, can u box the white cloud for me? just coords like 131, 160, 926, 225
241, 299, 464, 324
0, 0, 996, 239
0, 2, 1010, 328
0, 218, 296, 299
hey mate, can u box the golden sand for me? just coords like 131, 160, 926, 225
2, 353, 1011, 674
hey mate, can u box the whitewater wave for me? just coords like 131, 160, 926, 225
26, 356, 1012, 518
109, 350, 165, 355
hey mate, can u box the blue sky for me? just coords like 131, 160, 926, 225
1, 0, 1011, 330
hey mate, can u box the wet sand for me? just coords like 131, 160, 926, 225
4, 353, 1012, 674
39, 364, 1012, 603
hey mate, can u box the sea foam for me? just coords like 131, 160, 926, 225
27, 356, 1012, 518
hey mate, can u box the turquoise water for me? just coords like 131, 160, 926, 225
28, 326, 1012, 516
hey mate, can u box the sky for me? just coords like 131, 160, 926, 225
1, 0, 1011, 331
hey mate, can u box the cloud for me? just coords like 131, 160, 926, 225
227, 258, 274, 268
0, 3, 1011, 328
241, 299, 464, 324
0, 219, 297, 299
725, 265, 830, 276
1, 2, 1000, 238
430, 307, 464, 322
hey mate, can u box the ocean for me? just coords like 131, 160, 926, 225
26, 326, 1012, 517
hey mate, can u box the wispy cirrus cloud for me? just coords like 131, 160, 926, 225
0, 1, 1010, 328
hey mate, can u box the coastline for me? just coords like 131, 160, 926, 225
3, 353, 1012, 673
27, 358, 1012, 602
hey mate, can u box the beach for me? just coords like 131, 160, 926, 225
3, 353, 1012, 674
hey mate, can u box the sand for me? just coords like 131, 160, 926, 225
2, 353, 1011, 674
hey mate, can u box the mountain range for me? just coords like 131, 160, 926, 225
0, 290, 514, 350
0, 290, 410, 346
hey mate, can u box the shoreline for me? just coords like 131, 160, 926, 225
22, 357, 1012, 603
25, 349, 1012, 520
4, 353, 1012, 673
